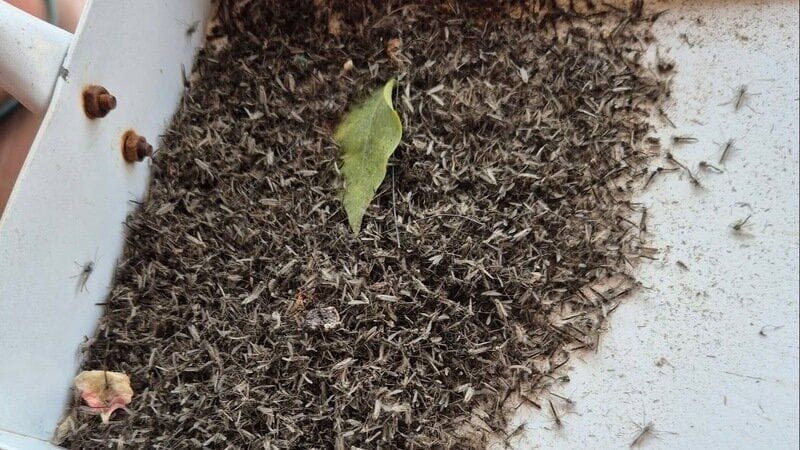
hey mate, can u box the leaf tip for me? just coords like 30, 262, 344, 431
382, 78, 397, 106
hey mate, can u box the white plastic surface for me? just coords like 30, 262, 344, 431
0, 2, 72, 115
505, 1, 800, 449
0, 0, 211, 443
0, 430, 57, 450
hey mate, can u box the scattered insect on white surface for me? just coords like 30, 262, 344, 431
72, 248, 99, 294
630, 421, 656, 448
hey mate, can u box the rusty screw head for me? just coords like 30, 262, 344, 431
122, 131, 153, 163
83, 85, 117, 119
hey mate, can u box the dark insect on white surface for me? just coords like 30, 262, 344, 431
731, 214, 753, 234
630, 421, 656, 448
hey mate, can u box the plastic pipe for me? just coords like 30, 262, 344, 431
0, 1, 72, 114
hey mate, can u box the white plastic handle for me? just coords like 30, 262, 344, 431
0, 1, 72, 114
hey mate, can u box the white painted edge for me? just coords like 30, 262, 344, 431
0, 0, 212, 443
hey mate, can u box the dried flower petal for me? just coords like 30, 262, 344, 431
74, 370, 133, 423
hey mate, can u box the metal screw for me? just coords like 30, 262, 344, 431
122, 131, 152, 163
83, 85, 117, 118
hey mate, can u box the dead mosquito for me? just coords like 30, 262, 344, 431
501, 422, 527, 448
639, 207, 648, 234
177, 18, 200, 37
72, 249, 99, 293
643, 167, 678, 189
719, 85, 757, 111
759, 325, 783, 337
733, 85, 749, 111
698, 161, 723, 173
658, 107, 675, 127
718, 139, 736, 164
731, 214, 752, 234
548, 399, 563, 430
186, 21, 200, 36
671, 135, 697, 145
628, 416, 676, 448
630, 421, 655, 448
548, 391, 575, 407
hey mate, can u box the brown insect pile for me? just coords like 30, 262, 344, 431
64, 1, 670, 448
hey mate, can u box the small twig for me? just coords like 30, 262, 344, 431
391, 167, 400, 248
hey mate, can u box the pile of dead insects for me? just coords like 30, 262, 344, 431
64, 1, 670, 448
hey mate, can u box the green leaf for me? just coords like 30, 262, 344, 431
334, 79, 402, 234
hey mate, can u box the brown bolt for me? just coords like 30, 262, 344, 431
83, 85, 117, 119
122, 131, 153, 163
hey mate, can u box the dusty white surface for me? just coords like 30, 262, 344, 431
0, 0, 210, 445
508, 1, 800, 449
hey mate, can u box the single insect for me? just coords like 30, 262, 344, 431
719, 139, 736, 164
176, 18, 200, 37
676, 260, 688, 270
698, 161, 723, 173
654, 356, 672, 367
671, 135, 697, 145
759, 325, 783, 336
180, 63, 189, 88
733, 85, 748, 111
639, 207, 648, 234
548, 399, 562, 429
501, 422, 526, 448
630, 421, 655, 448
731, 214, 752, 233
549, 391, 575, 407
643, 167, 678, 189
658, 108, 675, 127
72, 249, 98, 293
185, 20, 200, 36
